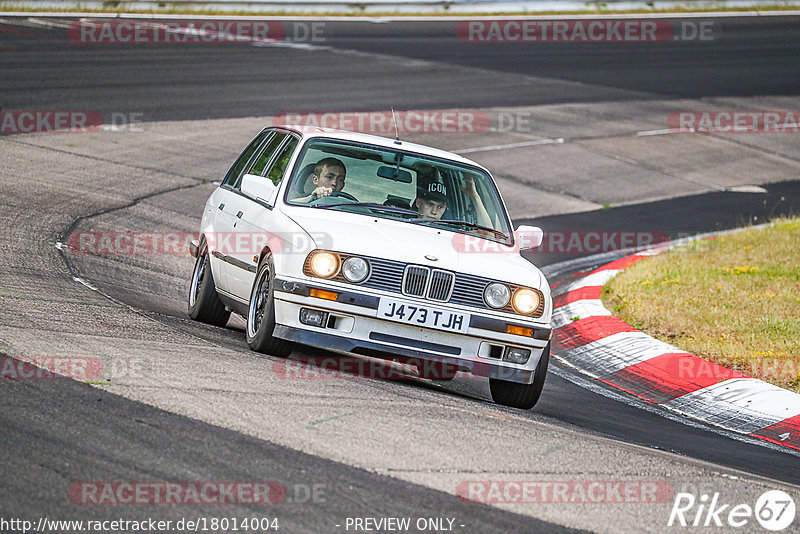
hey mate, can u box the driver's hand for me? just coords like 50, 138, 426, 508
312, 186, 333, 199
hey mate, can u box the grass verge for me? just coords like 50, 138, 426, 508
602, 218, 800, 393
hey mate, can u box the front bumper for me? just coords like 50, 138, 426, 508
272, 277, 551, 384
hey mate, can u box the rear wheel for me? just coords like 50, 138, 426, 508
489, 342, 550, 409
246, 253, 293, 357
188, 244, 230, 327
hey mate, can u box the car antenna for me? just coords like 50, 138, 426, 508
391, 107, 401, 145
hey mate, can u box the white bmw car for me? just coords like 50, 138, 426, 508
188, 126, 552, 409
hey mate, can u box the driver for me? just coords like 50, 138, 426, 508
292, 157, 346, 203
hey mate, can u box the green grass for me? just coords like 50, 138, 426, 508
602, 218, 800, 393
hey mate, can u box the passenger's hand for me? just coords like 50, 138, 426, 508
459, 176, 479, 199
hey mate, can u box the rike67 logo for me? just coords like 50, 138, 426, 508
668, 490, 795, 531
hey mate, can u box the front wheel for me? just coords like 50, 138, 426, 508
489, 342, 550, 409
188, 244, 231, 327
246, 253, 293, 357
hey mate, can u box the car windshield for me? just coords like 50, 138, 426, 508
284, 139, 514, 244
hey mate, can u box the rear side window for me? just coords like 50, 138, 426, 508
264, 137, 299, 186
248, 133, 288, 179
222, 131, 271, 189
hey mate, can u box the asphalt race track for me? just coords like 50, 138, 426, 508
1, 13, 800, 533
3, 16, 800, 119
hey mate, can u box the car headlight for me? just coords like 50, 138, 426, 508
484, 282, 511, 308
342, 256, 369, 283
512, 288, 541, 315
309, 251, 340, 278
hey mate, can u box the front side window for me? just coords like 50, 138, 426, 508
284, 139, 512, 244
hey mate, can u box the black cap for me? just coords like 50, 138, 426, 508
418, 181, 447, 203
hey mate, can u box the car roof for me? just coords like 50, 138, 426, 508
270, 125, 489, 171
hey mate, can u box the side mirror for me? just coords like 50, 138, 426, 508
515, 225, 543, 251
240, 174, 278, 206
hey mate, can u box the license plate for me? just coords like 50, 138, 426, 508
377, 298, 470, 334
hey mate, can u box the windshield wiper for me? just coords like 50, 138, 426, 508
312, 202, 419, 216
408, 218, 508, 239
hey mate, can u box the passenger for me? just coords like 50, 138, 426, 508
413, 164, 493, 229
412, 162, 447, 220
414, 181, 448, 220
292, 157, 346, 203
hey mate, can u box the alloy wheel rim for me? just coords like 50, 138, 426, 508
189, 252, 205, 307
248, 265, 270, 338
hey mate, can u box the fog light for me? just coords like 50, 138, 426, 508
503, 346, 531, 364
300, 308, 329, 328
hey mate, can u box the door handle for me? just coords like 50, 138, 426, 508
236, 211, 244, 219
218, 203, 225, 210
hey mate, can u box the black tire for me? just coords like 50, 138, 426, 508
246, 253, 293, 357
188, 244, 231, 327
489, 342, 550, 409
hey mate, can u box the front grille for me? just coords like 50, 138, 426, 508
401, 266, 455, 302
427, 269, 454, 301
403, 265, 429, 297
